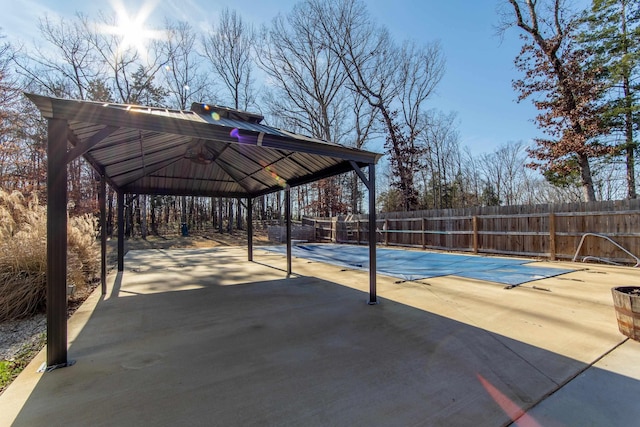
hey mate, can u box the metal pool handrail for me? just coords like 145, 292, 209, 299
572, 232, 640, 267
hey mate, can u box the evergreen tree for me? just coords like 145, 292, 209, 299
130, 65, 168, 107
481, 183, 501, 207
579, 0, 640, 199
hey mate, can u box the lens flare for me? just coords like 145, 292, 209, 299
98, 0, 164, 60
212, 112, 221, 121
477, 374, 542, 427
265, 165, 287, 187
230, 128, 240, 138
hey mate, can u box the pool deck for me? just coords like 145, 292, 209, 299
1, 246, 639, 426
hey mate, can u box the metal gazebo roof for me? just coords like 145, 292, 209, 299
26, 93, 382, 197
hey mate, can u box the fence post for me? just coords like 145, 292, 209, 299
549, 212, 556, 261
356, 220, 360, 245
332, 217, 337, 243
422, 217, 426, 249
312, 219, 316, 241
384, 218, 389, 246
472, 216, 479, 254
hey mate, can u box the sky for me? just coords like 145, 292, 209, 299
1, 0, 550, 156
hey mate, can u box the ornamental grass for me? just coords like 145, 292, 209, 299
0, 189, 99, 322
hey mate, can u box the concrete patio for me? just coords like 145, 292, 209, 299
1, 246, 639, 426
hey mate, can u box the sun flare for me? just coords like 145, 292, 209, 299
100, 0, 163, 58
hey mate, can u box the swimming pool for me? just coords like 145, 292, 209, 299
261, 243, 573, 287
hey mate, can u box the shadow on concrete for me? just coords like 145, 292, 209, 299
9, 249, 640, 427
109, 271, 123, 299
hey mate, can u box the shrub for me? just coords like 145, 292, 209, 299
0, 189, 99, 322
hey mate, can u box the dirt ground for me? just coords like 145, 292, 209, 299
72, 229, 271, 314
105, 229, 270, 268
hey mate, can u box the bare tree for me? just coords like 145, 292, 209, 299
202, 8, 256, 110
0, 35, 37, 193
163, 21, 211, 110
397, 40, 446, 137
13, 14, 101, 100
10, 18, 100, 210
459, 148, 484, 206
257, 2, 352, 216
524, 174, 584, 203
257, 4, 349, 142
479, 141, 531, 206
86, 10, 169, 104
310, 0, 445, 211
0, 33, 19, 135
348, 90, 379, 213
417, 110, 462, 209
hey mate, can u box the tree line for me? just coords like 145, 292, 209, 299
0, 0, 637, 237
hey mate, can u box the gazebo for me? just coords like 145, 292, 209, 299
26, 93, 382, 370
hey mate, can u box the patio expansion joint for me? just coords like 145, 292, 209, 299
508, 337, 630, 426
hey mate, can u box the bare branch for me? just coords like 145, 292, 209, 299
201, 8, 256, 111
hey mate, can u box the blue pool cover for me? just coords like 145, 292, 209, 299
261, 244, 573, 286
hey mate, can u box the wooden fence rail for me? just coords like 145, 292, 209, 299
303, 199, 640, 265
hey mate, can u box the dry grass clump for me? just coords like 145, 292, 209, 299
0, 189, 99, 322
68, 214, 99, 287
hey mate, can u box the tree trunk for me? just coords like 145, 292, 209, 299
188, 196, 195, 230
150, 197, 157, 235
140, 195, 148, 239
577, 154, 596, 202
107, 187, 114, 237
379, 106, 416, 211
623, 74, 637, 199
125, 195, 134, 238
277, 192, 282, 225
211, 197, 216, 229
181, 195, 187, 229
166, 197, 172, 232
218, 197, 223, 233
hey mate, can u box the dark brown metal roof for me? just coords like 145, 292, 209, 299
26, 93, 382, 198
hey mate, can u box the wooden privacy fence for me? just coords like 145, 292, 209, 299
303, 199, 640, 265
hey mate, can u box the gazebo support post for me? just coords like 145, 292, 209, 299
350, 161, 377, 304
117, 191, 124, 272
368, 163, 377, 304
247, 197, 253, 261
99, 175, 107, 294
286, 186, 292, 277
46, 118, 69, 368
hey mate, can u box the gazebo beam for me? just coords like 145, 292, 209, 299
65, 125, 118, 164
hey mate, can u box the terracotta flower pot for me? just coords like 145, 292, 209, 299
611, 286, 640, 341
